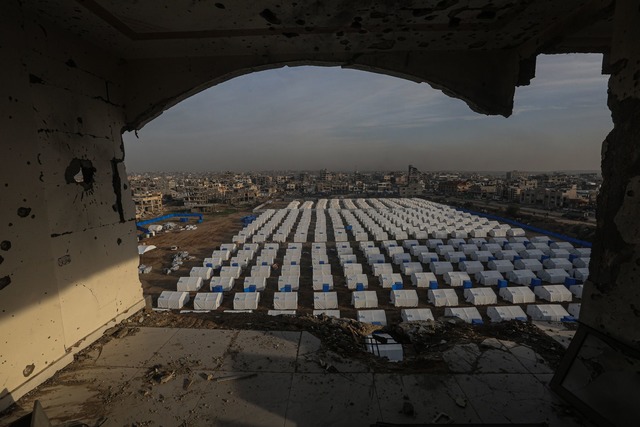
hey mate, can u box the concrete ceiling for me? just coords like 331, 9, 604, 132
27, 0, 613, 58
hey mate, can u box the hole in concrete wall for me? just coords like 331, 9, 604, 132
0, 240, 11, 251
65, 158, 96, 192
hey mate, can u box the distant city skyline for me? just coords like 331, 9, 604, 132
123, 54, 611, 173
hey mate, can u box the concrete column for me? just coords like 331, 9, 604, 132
581, 0, 640, 350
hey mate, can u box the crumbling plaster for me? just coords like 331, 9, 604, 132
581, 0, 640, 350
0, 2, 143, 410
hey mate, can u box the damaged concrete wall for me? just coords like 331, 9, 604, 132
582, 0, 640, 350
0, 3, 143, 409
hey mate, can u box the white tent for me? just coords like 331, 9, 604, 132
343, 264, 363, 276
569, 284, 583, 298
401, 308, 434, 322
475, 270, 503, 286
400, 262, 423, 275
358, 310, 387, 326
573, 268, 589, 282
534, 285, 573, 302
514, 258, 543, 272
137, 245, 157, 255
429, 261, 454, 275
250, 265, 271, 277
367, 254, 386, 265
351, 291, 378, 308
312, 264, 331, 276
495, 250, 518, 261
444, 307, 482, 324
470, 250, 493, 262
549, 248, 571, 259
177, 276, 203, 292
410, 245, 430, 256
550, 241, 574, 250
464, 288, 497, 305
506, 269, 536, 286
543, 258, 573, 271
312, 275, 334, 290
282, 265, 301, 277
570, 248, 591, 257
372, 263, 393, 276
572, 257, 590, 268
444, 251, 466, 263
346, 273, 369, 289
460, 244, 478, 255
519, 249, 545, 260
379, 273, 404, 288
390, 290, 419, 307
428, 289, 458, 307
481, 243, 502, 253
459, 260, 484, 274
313, 309, 340, 318
189, 266, 213, 280
314, 292, 338, 309
203, 257, 223, 269
243, 276, 267, 291
444, 271, 471, 287
568, 303, 581, 319
418, 252, 439, 263
278, 275, 300, 291
499, 286, 536, 304
157, 291, 190, 309
220, 266, 242, 279
233, 292, 260, 310
273, 292, 298, 310
504, 242, 526, 252
435, 244, 455, 256
487, 260, 514, 273
507, 228, 525, 237
526, 304, 570, 321
268, 310, 296, 316
193, 292, 222, 311
210, 276, 235, 291
487, 305, 527, 322
538, 268, 570, 284
411, 272, 438, 288
392, 252, 412, 264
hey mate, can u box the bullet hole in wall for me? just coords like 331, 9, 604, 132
65, 158, 96, 192
17, 207, 31, 217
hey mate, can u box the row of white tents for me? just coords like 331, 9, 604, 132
158, 198, 588, 324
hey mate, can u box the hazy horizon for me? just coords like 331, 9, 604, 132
123, 54, 611, 173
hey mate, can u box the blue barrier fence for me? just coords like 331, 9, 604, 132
455, 207, 592, 248
136, 213, 204, 234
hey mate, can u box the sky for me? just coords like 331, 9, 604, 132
123, 54, 611, 173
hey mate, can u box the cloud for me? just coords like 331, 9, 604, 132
123, 54, 611, 172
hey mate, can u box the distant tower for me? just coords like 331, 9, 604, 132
408, 165, 420, 183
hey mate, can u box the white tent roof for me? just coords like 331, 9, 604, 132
137, 245, 157, 255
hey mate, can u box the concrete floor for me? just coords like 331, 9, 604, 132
1, 327, 589, 426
